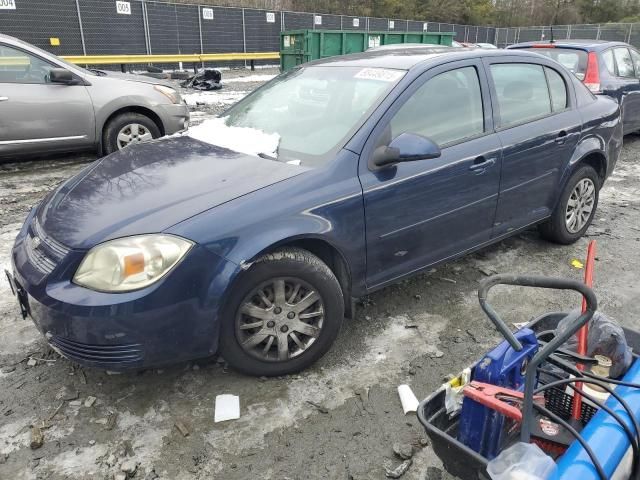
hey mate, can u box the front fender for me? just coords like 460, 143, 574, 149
167, 149, 368, 296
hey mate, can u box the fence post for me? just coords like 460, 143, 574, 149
197, 6, 204, 69
567, 24, 572, 39
141, 0, 151, 55
74, 0, 87, 55
241, 8, 247, 68
340, 15, 343, 29
281, 11, 285, 31
627, 23, 633, 44
596, 24, 601, 40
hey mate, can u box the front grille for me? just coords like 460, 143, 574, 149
48, 335, 144, 365
24, 217, 70, 274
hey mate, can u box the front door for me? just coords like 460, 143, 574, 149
0, 43, 95, 157
359, 60, 502, 289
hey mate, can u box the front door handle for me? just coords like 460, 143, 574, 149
0, 97, 8, 102
555, 130, 568, 145
469, 156, 496, 173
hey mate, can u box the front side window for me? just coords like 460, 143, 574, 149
545, 67, 568, 111
0, 44, 54, 84
389, 66, 484, 147
491, 63, 552, 127
614, 48, 635, 78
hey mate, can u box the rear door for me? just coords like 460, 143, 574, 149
483, 57, 582, 236
0, 43, 95, 157
359, 59, 502, 288
615, 47, 640, 134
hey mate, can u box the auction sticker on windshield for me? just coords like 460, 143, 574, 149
0, 0, 16, 9
355, 68, 404, 82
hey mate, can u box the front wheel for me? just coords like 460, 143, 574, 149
219, 248, 344, 376
538, 165, 600, 244
103, 112, 161, 155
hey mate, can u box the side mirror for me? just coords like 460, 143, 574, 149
371, 132, 441, 170
49, 68, 75, 84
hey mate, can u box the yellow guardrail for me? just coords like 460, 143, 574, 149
61, 52, 280, 65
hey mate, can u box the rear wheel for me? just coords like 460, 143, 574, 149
103, 112, 161, 155
538, 165, 599, 244
219, 248, 344, 376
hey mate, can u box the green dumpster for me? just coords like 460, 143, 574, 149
280, 29, 455, 71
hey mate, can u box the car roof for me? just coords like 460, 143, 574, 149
508, 39, 631, 51
304, 47, 543, 71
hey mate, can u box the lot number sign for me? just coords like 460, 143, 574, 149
266, 12, 275, 23
0, 0, 16, 9
202, 8, 214, 20
116, 1, 131, 15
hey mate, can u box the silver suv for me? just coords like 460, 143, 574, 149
0, 34, 189, 159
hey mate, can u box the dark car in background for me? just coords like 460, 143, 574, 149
9, 47, 622, 377
508, 40, 640, 134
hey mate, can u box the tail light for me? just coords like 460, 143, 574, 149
583, 51, 601, 94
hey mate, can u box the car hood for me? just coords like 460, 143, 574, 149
93, 70, 174, 86
37, 136, 309, 249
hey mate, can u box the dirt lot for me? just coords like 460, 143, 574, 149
1, 68, 640, 480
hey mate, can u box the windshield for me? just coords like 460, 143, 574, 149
220, 65, 405, 166
519, 47, 588, 79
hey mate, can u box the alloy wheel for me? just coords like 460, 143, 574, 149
235, 277, 324, 362
116, 123, 154, 150
565, 178, 596, 233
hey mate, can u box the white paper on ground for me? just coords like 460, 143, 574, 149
214, 394, 240, 422
397, 384, 419, 414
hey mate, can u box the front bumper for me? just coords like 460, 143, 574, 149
157, 102, 190, 135
11, 212, 237, 370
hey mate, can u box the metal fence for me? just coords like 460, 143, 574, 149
496, 23, 640, 49
0, 0, 497, 68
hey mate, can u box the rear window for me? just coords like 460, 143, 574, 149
518, 48, 588, 79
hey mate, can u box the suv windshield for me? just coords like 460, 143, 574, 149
519, 47, 588, 79
219, 66, 405, 166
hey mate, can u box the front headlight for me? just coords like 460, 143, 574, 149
154, 85, 181, 104
73, 235, 193, 292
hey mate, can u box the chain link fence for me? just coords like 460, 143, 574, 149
496, 23, 639, 49
0, 0, 497, 70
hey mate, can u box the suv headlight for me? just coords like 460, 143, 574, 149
154, 85, 181, 104
73, 235, 193, 292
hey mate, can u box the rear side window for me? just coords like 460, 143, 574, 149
614, 48, 635, 78
545, 67, 568, 111
631, 49, 640, 78
491, 64, 551, 127
389, 66, 484, 147
518, 48, 588, 79
603, 49, 616, 75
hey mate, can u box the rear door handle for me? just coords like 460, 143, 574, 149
0, 97, 8, 102
469, 156, 496, 173
555, 130, 568, 144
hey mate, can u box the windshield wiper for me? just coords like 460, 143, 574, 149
257, 152, 277, 161
89, 69, 107, 76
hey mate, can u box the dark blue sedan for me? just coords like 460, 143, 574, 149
9, 47, 622, 376
507, 40, 640, 134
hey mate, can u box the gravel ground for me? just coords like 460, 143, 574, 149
1, 68, 640, 480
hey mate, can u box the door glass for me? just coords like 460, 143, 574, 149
545, 67, 568, 111
0, 44, 54, 84
491, 63, 551, 127
614, 48, 635, 78
630, 49, 640, 78
389, 66, 484, 147
602, 49, 616, 75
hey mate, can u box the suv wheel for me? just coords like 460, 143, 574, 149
103, 112, 161, 154
219, 248, 344, 376
538, 165, 600, 244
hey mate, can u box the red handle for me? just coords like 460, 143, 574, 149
571, 240, 597, 420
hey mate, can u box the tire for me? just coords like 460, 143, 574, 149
219, 248, 344, 376
538, 165, 600, 244
102, 112, 161, 155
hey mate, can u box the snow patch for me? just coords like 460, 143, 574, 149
182, 90, 248, 107
204, 314, 447, 468
41, 444, 108, 477
225, 74, 276, 84
187, 116, 280, 158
